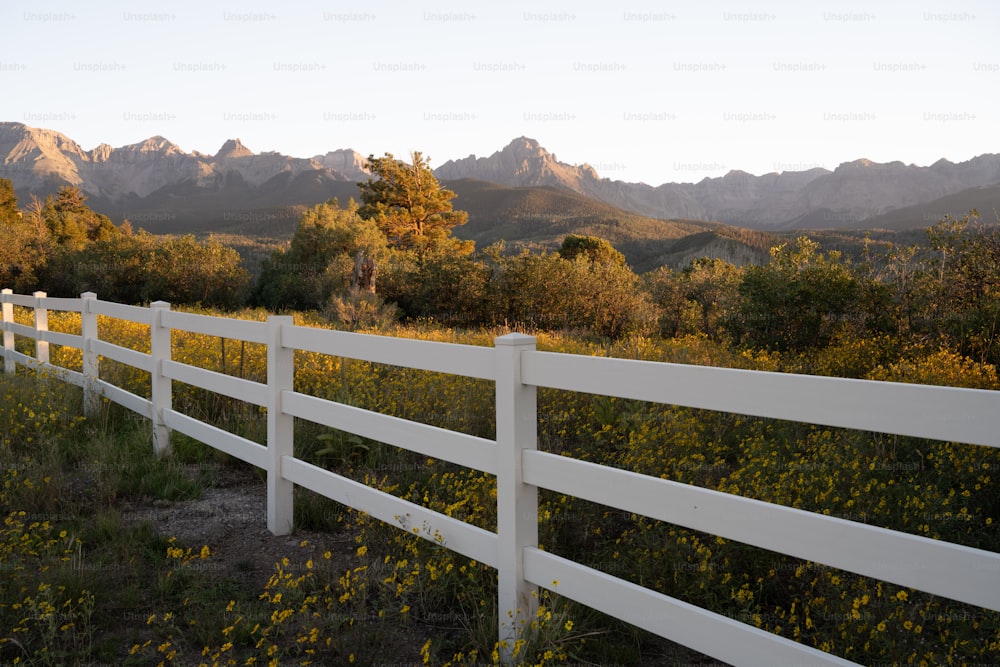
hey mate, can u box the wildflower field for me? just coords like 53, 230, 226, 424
0, 302, 998, 665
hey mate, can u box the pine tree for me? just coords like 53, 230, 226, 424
0, 179, 20, 225
43, 186, 119, 249
358, 152, 468, 254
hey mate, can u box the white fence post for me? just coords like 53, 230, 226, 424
1, 289, 12, 374
267, 316, 295, 536
150, 301, 172, 457
81, 292, 99, 417
33, 291, 48, 365
495, 333, 538, 661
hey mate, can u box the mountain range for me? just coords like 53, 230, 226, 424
1, 122, 997, 235
436, 137, 1000, 230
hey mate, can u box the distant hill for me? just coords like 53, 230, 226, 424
857, 184, 1000, 231
89, 173, 361, 236
445, 179, 774, 271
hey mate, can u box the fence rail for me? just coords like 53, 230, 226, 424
1, 288, 997, 666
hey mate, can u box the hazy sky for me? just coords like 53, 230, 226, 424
2, 0, 997, 184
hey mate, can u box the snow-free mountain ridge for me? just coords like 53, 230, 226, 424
435, 136, 1000, 229
1, 122, 997, 230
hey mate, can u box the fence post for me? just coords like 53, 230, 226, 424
33, 291, 48, 365
2, 289, 12, 374
80, 292, 99, 417
495, 333, 538, 662
267, 316, 295, 536
149, 301, 172, 457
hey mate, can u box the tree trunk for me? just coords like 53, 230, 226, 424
352, 250, 377, 294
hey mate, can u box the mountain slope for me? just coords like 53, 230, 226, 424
0, 122, 365, 204
856, 184, 1000, 230
0, 122, 91, 192
436, 138, 1000, 230
445, 179, 774, 271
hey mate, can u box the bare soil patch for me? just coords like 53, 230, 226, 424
121, 464, 354, 589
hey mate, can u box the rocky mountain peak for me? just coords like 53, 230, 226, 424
0, 122, 87, 159
434, 136, 584, 187
503, 136, 549, 159
215, 138, 254, 159
311, 148, 370, 180
0, 122, 87, 190
109, 136, 186, 161
89, 143, 114, 162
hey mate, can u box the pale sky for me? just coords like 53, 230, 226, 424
2, 0, 997, 185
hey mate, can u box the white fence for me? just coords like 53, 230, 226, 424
2, 289, 998, 666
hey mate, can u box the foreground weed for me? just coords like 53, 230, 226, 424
0, 472, 95, 664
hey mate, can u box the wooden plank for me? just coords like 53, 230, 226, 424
149, 301, 171, 456
7, 349, 32, 366
45, 364, 84, 388
163, 409, 268, 469
161, 310, 268, 344
2, 290, 13, 373
522, 450, 1000, 612
90, 299, 152, 324
95, 379, 153, 418
7, 293, 36, 307
14, 358, 85, 388
38, 296, 82, 312
283, 391, 497, 474
91, 339, 153, 373
495, 333, 539, 652
521, 351, 1000, 448
266, 316, 295, 535
6, 322, 35, 338
523, 548, 860, 667
40, 330, 82, 349
282, 455, 498, 567
282, 324, 496, 380
162, 359, 268, 407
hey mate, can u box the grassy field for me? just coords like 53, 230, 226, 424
1, 308, 998, 665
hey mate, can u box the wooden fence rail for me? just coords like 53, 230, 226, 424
2, 289, 997, 666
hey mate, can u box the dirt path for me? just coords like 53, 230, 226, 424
118, 464, 726, 666
121, 464, 356, 590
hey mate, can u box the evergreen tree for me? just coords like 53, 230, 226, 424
558, 234, 626, 267
43, 186, 119, 249
254, 199, 389, 311
358, 152, 469, 254
0, 180, 51, 292
0, 179, 20, 225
